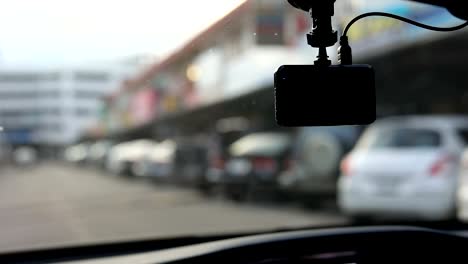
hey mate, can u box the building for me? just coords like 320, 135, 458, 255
94, 0, 468, 141
0, 65, 135, 149
99, 0, 313, 136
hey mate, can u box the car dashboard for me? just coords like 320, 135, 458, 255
9, 226, 462, 264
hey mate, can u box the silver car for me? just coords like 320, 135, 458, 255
277, 126, 363, 202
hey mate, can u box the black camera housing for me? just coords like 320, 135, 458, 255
274, 64, 376, 127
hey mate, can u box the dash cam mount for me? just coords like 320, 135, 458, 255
288, 0, 338, 66
278, 0, 468, 127
276, 0, 376, 127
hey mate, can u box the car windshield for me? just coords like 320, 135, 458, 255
1, 0, 468, 254
362, 128, 442, 149
229, 133, 291, 156
457, 129, 468, 144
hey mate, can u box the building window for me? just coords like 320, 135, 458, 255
0, 90, 60, 99
74, 72, 109, 82
0, 74, 41, 82
255, 1, 286, 45
74, 90, 104, 99
0, 73, 61, 82
0, 108, 61, 118
43, 123, 62, 131
75, 108, 95, 116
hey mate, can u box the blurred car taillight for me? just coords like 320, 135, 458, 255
283, 158, 294, 170
429, 154, 454, 176
340, 155, 352, 176
212, 157, 225, 169
462, 156, 468, 169
252, 157, 277, 172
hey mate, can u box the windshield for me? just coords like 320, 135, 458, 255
360, 128, 442, 149
229, 133, 291, 157
1, 0, 468, 254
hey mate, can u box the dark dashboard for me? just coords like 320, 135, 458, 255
3, 226, 468, 264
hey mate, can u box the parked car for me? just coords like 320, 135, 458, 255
131, 140, 176, 181
205, 141, 232, 195
64, 143, 90, 164
277, 126, 363, 203
458, 148, 468, 220
106, 139, 155, 176
88, 140, 113, 168
222, 132, 293, 201
172, 141, 209, 187
13, 146, 38, 166
338, 115, 468, 221
133, 139, 209, 188
204, 119, 249, 195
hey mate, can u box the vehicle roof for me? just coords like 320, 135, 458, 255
240, 131, 290, 138
374, 115, 468, 129
230, 132, 292, 157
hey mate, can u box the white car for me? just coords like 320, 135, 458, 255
106, 140, 156, 176
456, 148, 468, 221
64, 143, 90, 164
13, 146, 38, 166
131, 140, 176, 180
277, 126, 363, 201
338, 116, 468, 221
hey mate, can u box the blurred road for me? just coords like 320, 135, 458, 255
0, 163, 347, 253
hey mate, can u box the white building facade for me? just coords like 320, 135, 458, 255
0, 66, 132, 147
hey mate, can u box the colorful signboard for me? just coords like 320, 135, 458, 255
255, 0, 286, 45
335, 0, 460, 54
130, 88, 157, 126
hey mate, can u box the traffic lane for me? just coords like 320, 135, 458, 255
0, 163, 347, 253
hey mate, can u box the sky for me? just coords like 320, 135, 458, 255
0, 0, 246, 66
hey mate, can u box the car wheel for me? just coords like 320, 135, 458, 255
198, 184, 215, 196
223, 185, 248, 202
227, 191, 246, 202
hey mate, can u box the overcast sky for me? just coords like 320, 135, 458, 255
0, 0, 245, 66
0, 0, 456, 67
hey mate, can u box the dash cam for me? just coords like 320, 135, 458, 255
274, 64, 376, 127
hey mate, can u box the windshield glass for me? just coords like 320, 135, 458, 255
457, 129, 468, 144
362, 128, 442, 149
229, 133, 291, 156
0, 0, 468, 254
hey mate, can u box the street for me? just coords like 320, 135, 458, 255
0, 163, 347, 253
